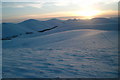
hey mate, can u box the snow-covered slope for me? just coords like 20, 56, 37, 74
2, 29, 117, 48
2, 23, 35, 38
3, 29, 118, 78
2, 17, 118, 39
18, 19, 52, 31
2, 19, 64, 39
44, 18, 63, 27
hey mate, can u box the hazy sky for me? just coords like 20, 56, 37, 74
1, 0, 119, 22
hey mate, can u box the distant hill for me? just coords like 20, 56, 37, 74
2, 17, 118, 39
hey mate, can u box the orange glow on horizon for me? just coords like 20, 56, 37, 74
2, 10, 118, 23
74, 10, 103, 19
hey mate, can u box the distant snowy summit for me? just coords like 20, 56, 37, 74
2, 17, 118, 40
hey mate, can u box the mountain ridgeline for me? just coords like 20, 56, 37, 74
2, 17, 118, 40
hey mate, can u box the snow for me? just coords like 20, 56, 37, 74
2, 23, 35, 38
2, 28, 118, 78
2, 17, 118, 39
18, 19, 54, 31
2, 17, 118, 78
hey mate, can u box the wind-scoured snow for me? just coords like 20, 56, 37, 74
2, 29, 118, 78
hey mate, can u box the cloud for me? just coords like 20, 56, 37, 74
2, 0, 57, 2
2, 0, 119, 9
2, 2, 43, 8
27, 3, 43, 8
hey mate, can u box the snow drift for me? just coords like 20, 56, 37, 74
2, 29, 118, 78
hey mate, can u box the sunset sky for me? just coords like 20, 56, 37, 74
1, 0, 119, 22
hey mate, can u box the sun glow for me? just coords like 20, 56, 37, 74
75, 10, 102, 19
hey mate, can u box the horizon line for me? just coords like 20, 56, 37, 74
2, 16, 119, 23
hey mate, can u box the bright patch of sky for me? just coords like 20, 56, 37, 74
1, 0, 119, 22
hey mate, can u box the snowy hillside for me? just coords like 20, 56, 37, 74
2, 23, 35, 39
18, 19, 54, 31
2, 17, 118, 40
2, 17, 118, 78
3, 29, 118, 78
